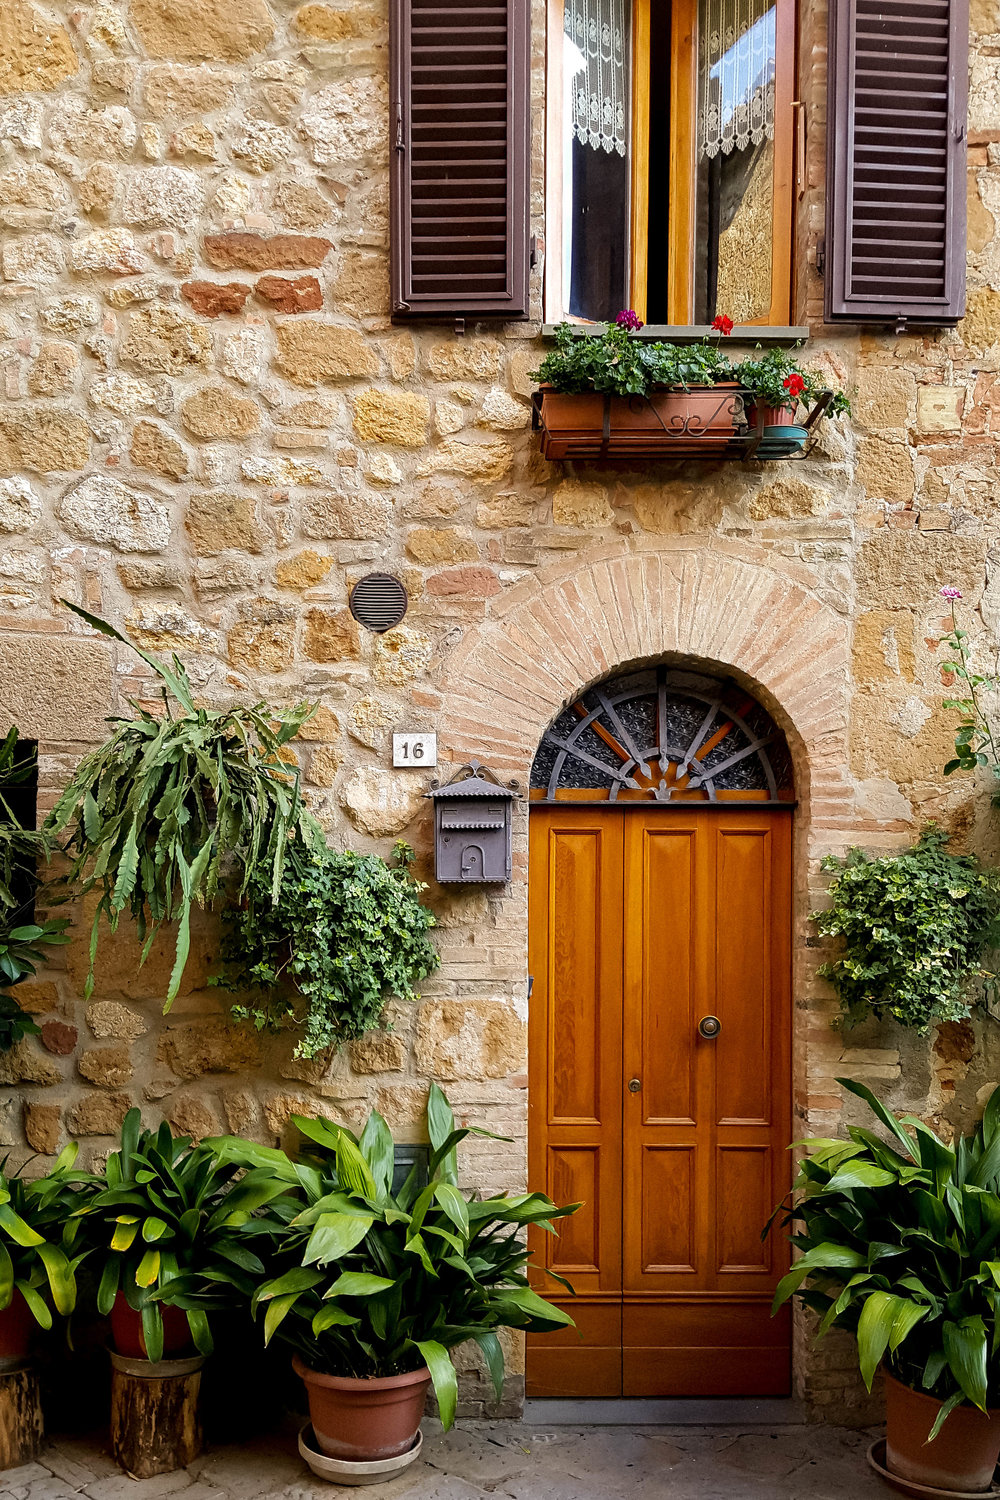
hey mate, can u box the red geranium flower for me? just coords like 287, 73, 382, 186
711, 314, 734, 335
615, 309, 643, 332
783, 373, 806, 399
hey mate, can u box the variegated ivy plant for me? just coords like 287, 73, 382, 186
208, 1085, 578, 1427
46, 603, 313, 1009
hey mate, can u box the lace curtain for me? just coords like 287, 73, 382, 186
698, 0, 776, 159
564, 0, 628, 157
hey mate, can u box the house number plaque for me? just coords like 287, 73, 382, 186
393, 732, 437, 768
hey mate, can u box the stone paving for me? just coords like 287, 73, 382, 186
0, 1420, 892, 1500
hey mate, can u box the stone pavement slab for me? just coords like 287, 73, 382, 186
9, 1420, 890, 1499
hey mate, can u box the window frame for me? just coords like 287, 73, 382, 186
545, 0, 799, 327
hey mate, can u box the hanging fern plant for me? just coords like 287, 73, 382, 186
813, 826, 1000, 1031
213, 827, 438, 1057
46, 604, 314, 1009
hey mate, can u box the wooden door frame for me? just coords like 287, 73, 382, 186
526, 797, 794, 1399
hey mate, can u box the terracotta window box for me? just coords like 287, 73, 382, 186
532, 385, 833, 463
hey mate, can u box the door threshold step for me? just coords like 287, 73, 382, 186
523, 1397, 807, 1426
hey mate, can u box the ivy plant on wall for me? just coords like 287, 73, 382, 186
213, 825, 439, 1058
813, 826, 1000, 1031
0, 729, 69, 1050
46, 605, 314, 1009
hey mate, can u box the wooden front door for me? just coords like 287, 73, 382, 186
527, 804, 792, 1398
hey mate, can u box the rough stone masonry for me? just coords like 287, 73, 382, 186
0, 0, 999, 1419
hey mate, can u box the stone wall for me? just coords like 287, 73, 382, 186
0, 0, 998, 1418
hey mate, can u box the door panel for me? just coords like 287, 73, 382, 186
528, 805, 791, 1398
527, 811, 624, 1397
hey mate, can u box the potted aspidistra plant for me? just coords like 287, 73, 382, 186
210, 1086, 577, 1484
768, 1080, 1000, 1493
80, 1109, 288, 1365
0, 1144, 91, 1362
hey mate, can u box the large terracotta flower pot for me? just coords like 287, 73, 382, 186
292, 1354, 431, 1462
885, 1371, 1000, 1493
110, 1294, 192, 1361
0, 1292, 35, 1363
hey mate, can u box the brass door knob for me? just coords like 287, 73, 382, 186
698, 1015, 722, 1039
627, 1078, 641, 1093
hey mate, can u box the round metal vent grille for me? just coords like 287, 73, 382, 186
348, 573, 408, 633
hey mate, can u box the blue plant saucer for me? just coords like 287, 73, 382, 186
757, 423, 807, 458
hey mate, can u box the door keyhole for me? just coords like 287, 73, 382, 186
627, 1077, 641, 1093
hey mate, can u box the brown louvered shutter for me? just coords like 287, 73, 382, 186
390, 0, 529, 319
825, 0, 968, 325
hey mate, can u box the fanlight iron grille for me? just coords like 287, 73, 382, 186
530, 666, 793, 803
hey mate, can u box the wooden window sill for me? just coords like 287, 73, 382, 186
541, 324, 810, 347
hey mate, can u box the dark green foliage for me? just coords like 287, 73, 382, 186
0, 729, 69, 1050
531, 323, 851, 414
214, 827, 439, 1058
769, 1080, 1000, 1436
208, 1085, 577, 1428
812, 827, 1000, 1030
78, 1109, 290, 1362
531, 320, 732, 396
0, 1144, 91, 1327
45, 604, 313, 1009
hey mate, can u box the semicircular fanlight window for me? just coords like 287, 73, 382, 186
530, 666, 793, 802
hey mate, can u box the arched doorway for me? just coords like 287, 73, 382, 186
527, 664, 794, 1398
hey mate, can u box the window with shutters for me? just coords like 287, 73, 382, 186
390, 0, 530, 319
545, 0, 797, 325
825, 0, 968, 326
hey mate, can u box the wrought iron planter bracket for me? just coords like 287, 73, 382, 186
531, 386, 835, 463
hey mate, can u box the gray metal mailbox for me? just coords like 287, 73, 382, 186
427, 760, 519, 884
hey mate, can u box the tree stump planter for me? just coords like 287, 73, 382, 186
0, 1364, 43, 1469
109, 1348, 205, 1478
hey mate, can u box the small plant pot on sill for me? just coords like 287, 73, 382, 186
532, 385, 746, 461
745, 402, 808, 459
882, 1372, 1000, 1494
292, 1355, 431, 1463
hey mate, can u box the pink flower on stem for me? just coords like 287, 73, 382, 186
614, 309, 643, 332
940, 587, 963, 601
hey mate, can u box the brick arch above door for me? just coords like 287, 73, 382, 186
437, 542, 853, 828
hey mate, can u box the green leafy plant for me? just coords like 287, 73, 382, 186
736, 344, 851, 417
79, 1108, 290, 1362
938, 588, 1000, 790
0, 1143, 92, 1330
0, 729, 69, 1050
531, 313, 850, 415
213, 828, 438, 1058
812, 827, 1000, 1030
769, 1079, 1000, 1436
46, 604, 313, 1008
209, 1085, 577, 1428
